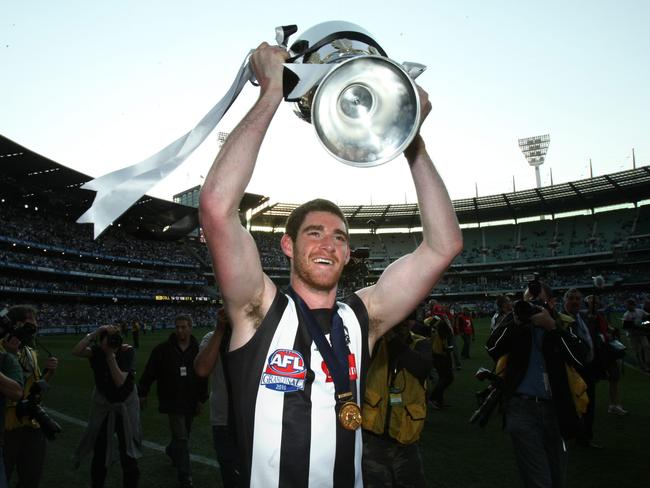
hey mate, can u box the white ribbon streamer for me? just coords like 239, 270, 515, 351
77, 50, 255, 239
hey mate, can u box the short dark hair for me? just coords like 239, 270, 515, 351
285, 199, 349, 242
495, 295, 510, 311
175, 314, 193, 327
7, 305, 37, 324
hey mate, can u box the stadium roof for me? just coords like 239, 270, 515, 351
250, 167, 650, 229
2, 134, 649, 234
0, 134, 267, 238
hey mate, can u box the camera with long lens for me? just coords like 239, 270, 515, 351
469, 367, 503, 427
15, 380, 63, 441
513, 272, 553, 324
0, 308, 37, 344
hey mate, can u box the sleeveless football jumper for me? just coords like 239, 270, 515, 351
227, 289, 370, 488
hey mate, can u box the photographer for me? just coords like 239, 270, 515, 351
72, 325, 141, 488
486, 279, 589, 488
1, 305, 58, 488
0, 310, 24, 488
362, 319, 432, 488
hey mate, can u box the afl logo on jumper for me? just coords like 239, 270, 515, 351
261, 349, 307, 392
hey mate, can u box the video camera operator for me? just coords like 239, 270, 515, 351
72, 324, 141, 488
485, 277, 589, 488
0, 309, 24, 488
0, 305, 59, 488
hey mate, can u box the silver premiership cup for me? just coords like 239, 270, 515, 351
282, 21, 425, 168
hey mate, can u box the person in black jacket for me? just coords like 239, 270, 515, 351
486, 280, 588, 488
138, 315, 208, 488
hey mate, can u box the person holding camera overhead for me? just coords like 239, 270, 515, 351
486, 278, 589, 488
72, 324, 142, 488
1, 305, 59, 488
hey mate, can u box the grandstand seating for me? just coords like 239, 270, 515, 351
2, 178, 649, 326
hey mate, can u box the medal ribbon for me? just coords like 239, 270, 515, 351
288, 288, 353, 400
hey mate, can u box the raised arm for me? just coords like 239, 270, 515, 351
194, 322, 226, 378
357, 89, 463, 348
199, 43, 287, 349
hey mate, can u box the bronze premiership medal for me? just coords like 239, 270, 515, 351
337, 392, 362, 430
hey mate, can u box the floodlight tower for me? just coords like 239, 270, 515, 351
518, 134, 550, 189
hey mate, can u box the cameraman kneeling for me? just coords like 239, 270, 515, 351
72, 325, 142, 488
1, 305, 59, 488
486, 281, 589, 488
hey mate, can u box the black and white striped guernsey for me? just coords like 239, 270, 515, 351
227, 289, 370, 488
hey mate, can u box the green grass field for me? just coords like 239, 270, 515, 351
31, 319, 649, 487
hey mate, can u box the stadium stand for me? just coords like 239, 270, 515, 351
2, 133, 650, 328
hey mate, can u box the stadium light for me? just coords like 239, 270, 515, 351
518, 134, 550, 189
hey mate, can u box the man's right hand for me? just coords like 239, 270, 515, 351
249, 42, 288, 97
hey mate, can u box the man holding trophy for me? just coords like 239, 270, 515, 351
199, 23, 462, 488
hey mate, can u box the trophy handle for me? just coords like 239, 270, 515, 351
275, 25, 298, 47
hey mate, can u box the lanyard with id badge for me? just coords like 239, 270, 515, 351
389, 367, 406, 407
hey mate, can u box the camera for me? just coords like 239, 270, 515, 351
0, 308, 37, 345
524, 272, 542, 299
469, 367, 503, 427
15, 380, 62, 441
513, 300, 545, 323
98, 329, 123, 349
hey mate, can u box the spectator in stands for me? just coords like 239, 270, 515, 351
72, 325, 141, 488
362, 319, 432, 487
487, 280, 588, 488
622, 298, 650, 372
490, 295, 512, 332
138, 315, 208, 488
1, 305, 59, 488
194, 308, 240, 488
198, 43, 461, 486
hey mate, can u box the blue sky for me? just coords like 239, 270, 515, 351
2, 1, 648, 208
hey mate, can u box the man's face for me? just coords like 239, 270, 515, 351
564, 293, 582, 315
175, 320, 192, 342
284, 211, 350, 292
